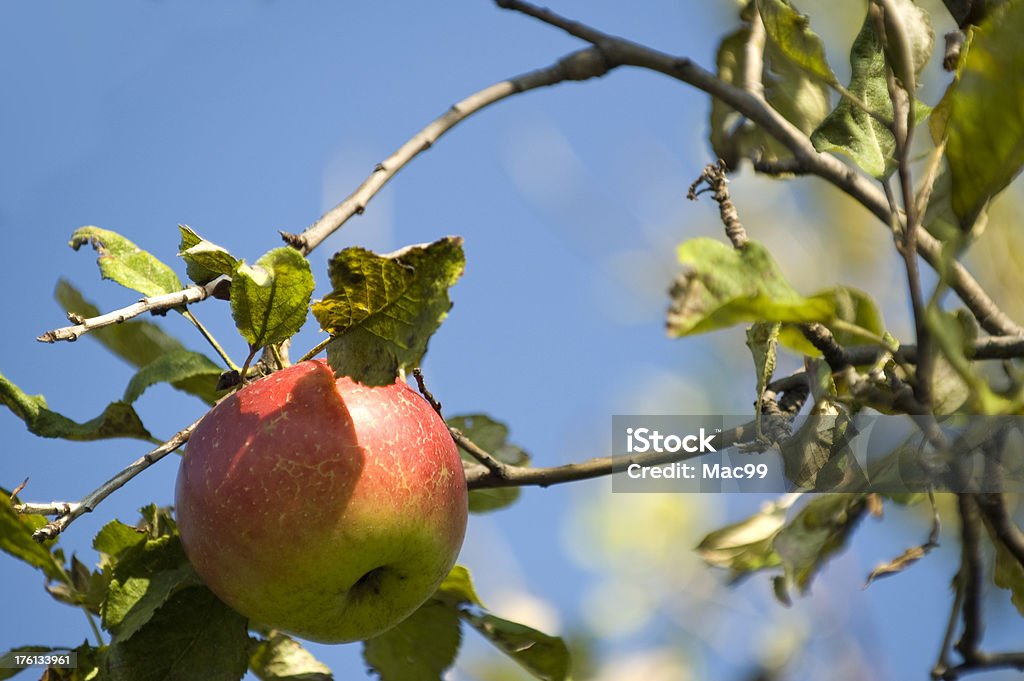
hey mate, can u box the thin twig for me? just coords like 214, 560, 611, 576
494, 0, 1024, 338
451, 426, 511, 479
14, 418, 200, 542
38, 276, 231, 344
688, 160, 747, 248
955, 494, 984, 663
283, 47, 613, 256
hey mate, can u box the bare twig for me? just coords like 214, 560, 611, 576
14, 418, 200, 542
412, 368, 443, 417
283, 47, 613, 256
688, 160, 747, 248
38, 276, 231, 344
494, 0, 1024, 338
451, 426, 511, 479
955, 494, 984, 663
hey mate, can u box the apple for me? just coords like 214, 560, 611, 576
174, 359, 468, 643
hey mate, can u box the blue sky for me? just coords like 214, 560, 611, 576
2, 2, 1021, 679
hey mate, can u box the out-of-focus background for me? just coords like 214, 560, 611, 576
2, 2, 1022, 679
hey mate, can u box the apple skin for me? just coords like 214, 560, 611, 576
174, 359, 468, 643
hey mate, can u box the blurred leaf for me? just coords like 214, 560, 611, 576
363, 600, 461, 681
46, 554, 107, 614
102, 534, 202, 641
231, 247, 314, 352
811, 15, 895, 178
122, 350, 222, 405
465, 612, 570, 681
178, 225, 239, 286
779, 405, 851, 489
746, 322, 780, 422
865, 544, 930, 586
756, 0, 836, 82
710, 23, 830, 169
773, 493, 869, 598
312, 237, 465, 387
69, 226, 182, 298
990, 526, 1024, 615
250, 632, 332, 681
697, 504, 784, 576
0, 372, 151, 441
436, 565, 485, 608
105, 586, 249, 681
667, 239, 833, 336
876, 0, 934, 91
777, 286, 885, 355
55, 280, 189, 368
931, 1, 1024, 229
447, 414, 530, 513
0, 488, 64, 580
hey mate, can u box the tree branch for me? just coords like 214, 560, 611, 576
495, 0, 1024, 338
465, 387, 808, 489
14, 418, 200, 541
37, 276, 231, 344
283, 47, 613, 256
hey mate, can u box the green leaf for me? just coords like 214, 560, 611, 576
0, 488, 64, 581
0, 371, 152, 441
436, 565, 485, 608
778, 404, 854, 489
990, 529, 1024, 616
875, 0, 934, 92
250, 632, 332, 681
756, 0, 836, 83
666, 239, 833, 336
931, 1, 1024, 229
696, 505, 785, 577
231, 247, 315, 351
710, 24, 830, 169
465, 612, 570, 681
773, 493, 869, 598
102, 534, 202, 641
777, 286, 885, 355
447, 414, 530, 513
363, 600, 462, 681
746, 322, 780, 415
93, 520, 147, 568
122, 350, 223, 405
178, 225, 240, 286
811, 15, 895, 178
69, 226, 182, 298
105, 586, 250, 681
55, 280, 190, 369
312, 237, 465, 387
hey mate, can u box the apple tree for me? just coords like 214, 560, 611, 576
2, 0, 1024, 679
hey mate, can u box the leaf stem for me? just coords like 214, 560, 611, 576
181, 309, 240, 372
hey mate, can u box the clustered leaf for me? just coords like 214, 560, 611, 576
312, 237, 465, 386
697, 494, 872, 604
231, 247, 315, 352
178, 225, 240, 285
362, 565, 570, 681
